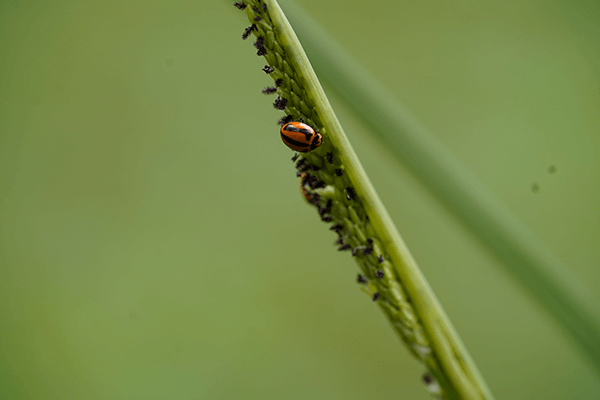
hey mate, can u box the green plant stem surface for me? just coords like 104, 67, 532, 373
237, 1, 496, 398
278, 0, 600, 374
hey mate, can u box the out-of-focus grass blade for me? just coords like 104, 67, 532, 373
279, 0, 600, 372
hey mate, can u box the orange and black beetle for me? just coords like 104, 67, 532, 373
280, 121, 322, 152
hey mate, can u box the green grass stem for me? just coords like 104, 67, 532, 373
279, 0, 600, 374
234, 1, 495, 398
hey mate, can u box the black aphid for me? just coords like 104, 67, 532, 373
326, 152, 334, 164
277, 114, 293, 125
338, 244, 351, 251
233, 1, 246, 10
422, 373, 433, 385
372, 292, 380, 301
362, 247, 373, 255
309, 193, 321, 205
376, 270, 384, 278
273, 96, 288, 110
241, 24, 256, 40
261, 86, 277, 94
330, 224, 343, 233
377, 255, 384, 263
335, 169, 343, 176
262, 65, 274, 74
346, 187, 356, 200
253, 36, 265, 49
357, 274, 368, 284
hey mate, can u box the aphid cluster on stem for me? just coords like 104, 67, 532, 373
234, 0, 392, 306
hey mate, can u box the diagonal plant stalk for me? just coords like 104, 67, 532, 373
277, 0, 600, 373
233, 1, 495, 399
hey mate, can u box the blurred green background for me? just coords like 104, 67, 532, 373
1, 0, 599, 399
